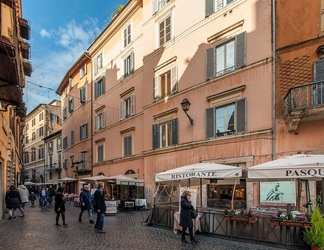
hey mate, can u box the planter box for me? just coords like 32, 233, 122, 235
271, 220, 311, 228
225, 216, 257, 223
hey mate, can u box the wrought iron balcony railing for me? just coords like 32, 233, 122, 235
284, 81, 324, 131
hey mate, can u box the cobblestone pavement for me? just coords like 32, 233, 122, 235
0, 202, 283, 250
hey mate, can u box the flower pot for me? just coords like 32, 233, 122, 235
225, 216, 257, 223
271, 220, 311, 228
311, 246, 320, 250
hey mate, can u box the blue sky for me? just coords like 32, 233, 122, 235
22, 0, 127, 112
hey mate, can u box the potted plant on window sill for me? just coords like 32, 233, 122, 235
303, 206, 324, 250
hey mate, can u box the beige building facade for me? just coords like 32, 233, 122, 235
23, 100, 62, 184
0, 0, 31, 218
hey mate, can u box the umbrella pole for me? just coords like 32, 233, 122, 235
231, 179, 237, 209
200, 179, 202, 207
297, 179, 300, 211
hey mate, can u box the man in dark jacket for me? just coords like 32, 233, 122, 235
79, 185, 94, 224
93, 182, 106, 233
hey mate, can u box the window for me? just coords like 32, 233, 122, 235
80, 63, 87, 78
51, 113, 57, 122
206, 0, 234, 16
58, 153, 62, 168
81, 152, 87, 169
63, 136, 68, 150
71, 130, 74, 145
57, 138, 62, 149
80, 86, 86, 103
120, 94, 135, 120
32, 118, 35, 126
152, 0, 171, 14
206, 98, 246, 138
123, 24, 132, 48
207, 32, 246, 79
31, 147, 36, 161
39, 113, 43, 121
38, 147, 44, 159
94, 77, 105, 99
313, 59, 324, 105
159, 15, 172, 47
68, 98, 74, 113
95, 111, 106, 131
123, 52, 134, 78
123, 135, 132, 157
80, 123, 88, 140
63, 107, 67, 120
63, 159, 68, 170
154, 66, 177, 100
32, 132, 35, 141
24, 152, 29, 164
94, 53, 103, 75
25, 135, 29, 144
152, 118, 178, 149
39, 126, 43, 137
48, 141, 53, 152
69, 78, 73, 90
97, 144, 104, 163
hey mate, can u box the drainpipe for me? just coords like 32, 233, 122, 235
271, 0, 276, 160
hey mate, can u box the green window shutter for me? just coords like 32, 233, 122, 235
236, 98, 246, 133
206, 107, 215, 139
172, 118, 178, 145
152, 124, 160, 149
313, 59, 324, 81
206, 47, 215, 80
205, 0, 214, 16
235, 32, 246, 69
171, 66, 178, 93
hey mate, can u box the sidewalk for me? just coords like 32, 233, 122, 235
0, 202, 283, 250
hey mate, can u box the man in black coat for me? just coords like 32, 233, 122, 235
93, 182, 106, 233
79, 185, 94, 224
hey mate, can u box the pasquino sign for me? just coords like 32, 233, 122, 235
286, 169, 324, 178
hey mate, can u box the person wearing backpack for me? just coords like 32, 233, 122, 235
93, 182, 106, 233
79, 185, 94, 224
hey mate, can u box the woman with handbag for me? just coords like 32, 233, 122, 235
179, 190, 199, 244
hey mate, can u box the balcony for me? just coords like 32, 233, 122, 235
20, 41, 30, 59
74, 166, 91, 174
19, 18, 31, 40
284, 81, 324, 131
23, 60, 32, 77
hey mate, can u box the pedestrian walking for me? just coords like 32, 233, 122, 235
38, 186, 48, 208
29, 192, 36, 206
79, 185, 94, 224
54, 186, 68, 227
93, 182, 106, 233
180, 190, 199, 244
17, 183, 29, 217
5, 185, 22, 220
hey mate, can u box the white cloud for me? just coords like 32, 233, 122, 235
25, 18, 102, 112
40, 29, 51, 38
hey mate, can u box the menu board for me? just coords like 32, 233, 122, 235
105, 201, 117, 214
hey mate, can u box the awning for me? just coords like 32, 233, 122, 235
105, 174, 144, 186
248, 154, 324, 180
58, 177, 77, 182
155, 162, 242, 182
80, 175, 114, 183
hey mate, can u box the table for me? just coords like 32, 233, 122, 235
173, 212, 201, 235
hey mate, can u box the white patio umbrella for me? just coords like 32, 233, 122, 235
58, 177, 77, 182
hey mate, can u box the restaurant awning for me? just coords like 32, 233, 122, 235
247, 154, 324, 180
155, 162, 242, 182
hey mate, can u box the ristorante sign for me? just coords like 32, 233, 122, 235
170, 171, 240, 180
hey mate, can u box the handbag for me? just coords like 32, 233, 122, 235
191, 208, 198, 219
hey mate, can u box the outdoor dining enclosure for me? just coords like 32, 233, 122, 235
151, 155, 324, 249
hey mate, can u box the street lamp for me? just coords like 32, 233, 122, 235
180, 98, 193, 125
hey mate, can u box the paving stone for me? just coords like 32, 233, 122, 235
0, 203, 283, 250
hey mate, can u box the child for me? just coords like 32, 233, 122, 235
30, 192, 36, 206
